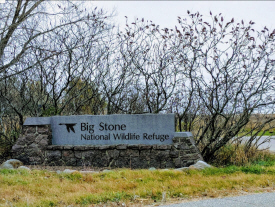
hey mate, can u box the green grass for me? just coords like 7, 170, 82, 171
1, 165, 275, 206
237, 129, 275, 137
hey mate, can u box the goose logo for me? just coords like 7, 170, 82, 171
59, 123, 77, 133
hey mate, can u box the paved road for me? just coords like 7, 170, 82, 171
237, 136, 275, 152
254, 136, 275, 151
160, 192, 275, 207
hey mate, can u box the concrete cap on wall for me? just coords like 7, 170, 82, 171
24, 117, 51, 125
174, 132, 193, 137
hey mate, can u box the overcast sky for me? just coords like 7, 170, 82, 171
92, 1, 275, 31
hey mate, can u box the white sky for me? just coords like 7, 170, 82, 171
91, 1, 275, 31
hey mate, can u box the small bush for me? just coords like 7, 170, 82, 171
211, 143, 275, 166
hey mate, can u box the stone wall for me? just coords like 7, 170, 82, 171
11, 125, 203, 169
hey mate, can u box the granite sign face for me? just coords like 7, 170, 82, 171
24, 114, 175, 145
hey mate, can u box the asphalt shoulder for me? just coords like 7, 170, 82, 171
159, 191, 275, 207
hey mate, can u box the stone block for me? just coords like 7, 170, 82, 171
47, 159, 65, 166
115, 157, 130, 168
174, 158, 182, 168
84, 146, 95, 150
151, 150, 170, 161
25, 148, 42, 158
74, 146, 86, 151
158, 150, 170, 160
139, 145, 152, 150
25, 135, 36, 144
181, 153, 200, 160
169, 150, 179, 158
37, 138, 49, 147
180, 143, 191, 150
186, 160, 195, 166
37, 126, 50, 134
94, 155, 109, 167
64, 145, 74, 150
155, 145, 171, 150
172, 137, 187, 143
76, 159, 84, 166
184, 138, 195, 146
11, 144, 24, 151
130, 157, 150, 169
189, 146, 198, 153
52, 146, 63, 150
127, 145, 139, 149
28, 143, 39, 149
149, 158, 161, 168
29, 157, 42, 164
116, 144, 127, 150
82, 150, 96, 158
74, 151, 82, 159
140, 150, 151, 157
33, 134, 49, 146
46, 150, 61, 159
181, 150, 192, 156
62, 150, 74, 158
24, 126, 36, 134
172, 144, 181, 150
172, 137, 180, 143
152, 145, 158, 149
106, 149, 120, 158
16, 135, 26, 145
77, 159, 94, 167
98, 145, 110, 150
63, 158, 77, 166
163, 160, 175, 168
120, 149, 139, 157
47, 146, 53, 150
13, 152, 29, 164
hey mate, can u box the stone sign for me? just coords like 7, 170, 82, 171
24, 114, 175, 145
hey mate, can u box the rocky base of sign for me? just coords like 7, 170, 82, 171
0, 159, 23, 169
0, 160, 211, 175
11, 126, 203, 169
174, 161, 212, 171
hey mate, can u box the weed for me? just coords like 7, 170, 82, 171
76, 191, 131, 205
40, 200, 57, 207
59, 171, 83, 181
240, 166, 265, 174
0, 169, 20, 175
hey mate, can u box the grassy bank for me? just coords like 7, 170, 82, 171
1, 164, 275, 207
1, 144, 275, 206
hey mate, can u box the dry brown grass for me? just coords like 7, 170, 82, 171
1, 166, 275, 206
212, 143, 275, 166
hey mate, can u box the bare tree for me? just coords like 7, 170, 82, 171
174, 11, 275, 162
0, 1, 114, 119
0, 0, 74, 79
115, 18, 179, 114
